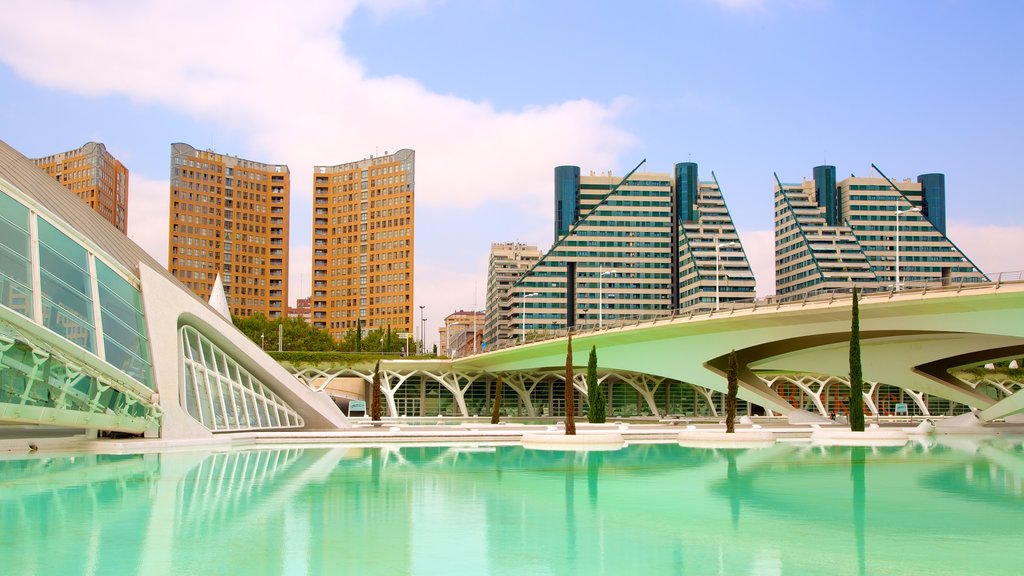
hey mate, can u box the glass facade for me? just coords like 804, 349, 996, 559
813, 165, 839, 226
179, 325, 303, 431
0, 189, 32, 319
553, 165, 579, 241
917, 173, 946, 234
0, 186, 154, 389
38, 219, 96, 353
674, 162, 699, 222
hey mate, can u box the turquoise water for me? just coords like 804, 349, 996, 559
2, 438, 1023, 575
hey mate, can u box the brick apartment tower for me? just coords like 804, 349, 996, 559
32, 142, 129, 233
311, 149, 415, 339
168, 143, 289, 319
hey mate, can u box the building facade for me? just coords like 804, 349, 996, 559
168, 143, 290, 320
311, 150, 415, 340
0, 139, 347, 440
32, 141, 129, 233
774, 165, 987, 300
510, 161, 754, 340
483, 242, 542, 349
438, 310, 486, 358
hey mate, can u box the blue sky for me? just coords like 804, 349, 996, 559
1, 0, 1022, 347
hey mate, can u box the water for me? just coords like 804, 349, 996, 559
2, 438, 1023, 575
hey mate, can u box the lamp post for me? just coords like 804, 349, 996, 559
715, 238, 739, 311
419, 305, 426, 354
521, 292, 539, 343
447, 322, 464, 358
895, 206, 921, 290
598, 266, 616, 328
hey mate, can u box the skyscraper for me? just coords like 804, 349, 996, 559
168, 143, 290, 319
311, 150, 415, 339
484, 242, 542, 349
32, 142, 129, 233
509, 161, 754, 339
774, 165, 987, 300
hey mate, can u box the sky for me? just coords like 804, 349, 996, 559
1, 0, 1022, 349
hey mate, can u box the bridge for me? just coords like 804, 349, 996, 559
296, 277, 1024, 422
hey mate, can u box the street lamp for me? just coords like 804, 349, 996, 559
419, 305, 426, 354
447, 322, 464, 358
521, 292, 539, 343
598, 266, 616, 329
715, 238, 739, 311
895, 206, 921, 290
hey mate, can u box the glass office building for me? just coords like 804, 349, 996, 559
774, 165, 987, 300
509, 162, 754, 339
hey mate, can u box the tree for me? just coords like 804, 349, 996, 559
849, 287, 865, 432
355, 318, 363, 352
370, 360, 382, 422
490, 375, 503, 424
564, 331, 576, 435
725, 349, 738, 433
586, 346, 605, 423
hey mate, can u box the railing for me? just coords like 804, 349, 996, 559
489, 271, 1024, 353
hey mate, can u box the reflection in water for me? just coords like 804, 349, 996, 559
0, 438, 1022, 575
851, 446, 866, 576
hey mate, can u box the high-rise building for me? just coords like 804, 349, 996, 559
168, 143, 290, 319
774, 165, 987, 300
509, 161, 754, 339
32, 142, 129, 233
484, 242, 542, 349
311, 150, 415, 339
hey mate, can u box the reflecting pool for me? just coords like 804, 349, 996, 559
2, 438, 1023, 575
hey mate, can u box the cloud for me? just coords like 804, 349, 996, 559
710, 0, 767, 11
737, 229, 776, 296
946, 221, 1024, 280
0, 0, 634, 343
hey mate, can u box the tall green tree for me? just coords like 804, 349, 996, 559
586, 346, 605, 423
849, 287, 865, 432
370, 360, 382, 422
355, 318, 363, 352
564, 332, 577, 435
726, 349, 738, 433
490, 375, 503, 424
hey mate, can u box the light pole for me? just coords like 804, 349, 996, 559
447, 322, 464, 358
419, 305, 426, 354
715, 238, 739, 311
598, 266, 616, 328
521, 292, 539, 343
895, 206, 921, 290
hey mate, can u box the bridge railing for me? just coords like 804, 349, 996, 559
491, 271, 1024, 352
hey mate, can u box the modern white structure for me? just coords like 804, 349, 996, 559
0, 140, 349, 440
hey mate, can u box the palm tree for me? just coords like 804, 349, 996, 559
565, 331, 576, 435
849, 287, 865, 432
726, 350, 738, 433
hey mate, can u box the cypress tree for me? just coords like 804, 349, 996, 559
490, 375, 503, 424
370, 360, 382, 422
355, 318, 363, 353
726, 350, 738, 433
849, 287, 865, 431
587, 346, 606, 423
564, 331, 576, 435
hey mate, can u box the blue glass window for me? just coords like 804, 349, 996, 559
38, 220, 95, 352
0, 189, 32, 319
96, 260, 153, 388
